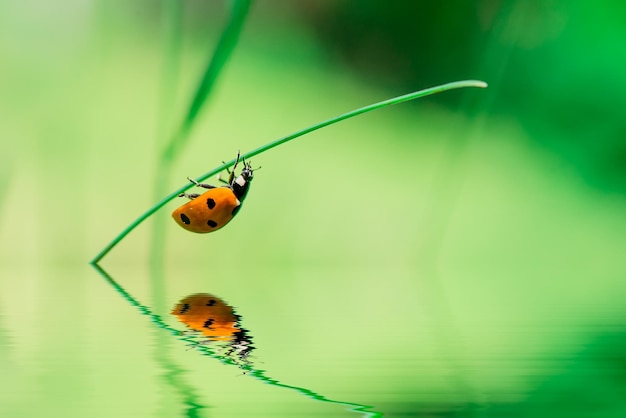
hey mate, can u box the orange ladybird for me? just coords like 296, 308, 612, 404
171, 293, 241, 341
172, 152, 254, 233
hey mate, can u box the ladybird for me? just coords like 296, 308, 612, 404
172, 152, 254, 233
171, 293, 242, 340
172, 293, 255, 370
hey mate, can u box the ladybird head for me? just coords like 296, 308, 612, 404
240, 159, 254, 182
231, 158, 254, 201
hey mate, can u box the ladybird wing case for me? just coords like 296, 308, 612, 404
171, 293, 240, 339
172, 187, 241, 233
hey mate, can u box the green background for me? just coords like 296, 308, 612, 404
1, 1, 625, 417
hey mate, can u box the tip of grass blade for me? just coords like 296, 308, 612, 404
451, 80, 488, 89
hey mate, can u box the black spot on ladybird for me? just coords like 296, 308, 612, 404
179, 303, 190, 314
180, 213, 191, 225
206, 198, 216, 209
207, 299, 216, 306
207, 220, 218, 228
203, 318, 214, 328
232, 205, 241, 217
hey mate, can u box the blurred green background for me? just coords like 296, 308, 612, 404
1, 1, 625, 417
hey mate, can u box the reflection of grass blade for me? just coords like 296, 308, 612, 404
247, 368, 381, 417
91, 80, 487, 263
162, 0, 252, 161
90, 263, 382, 417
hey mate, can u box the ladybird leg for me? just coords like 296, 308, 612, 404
187, 177, 216, 190
216, 151, 240, 185
217, 171, 229, 185
217, 167, 233, 185
228, 151, 241, 184
195, 183, 216, 189
178, 193, 201, 200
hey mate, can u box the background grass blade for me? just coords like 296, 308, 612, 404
156, 0, 183, 148
162, 0, 252, 161
150, 0, 252, 288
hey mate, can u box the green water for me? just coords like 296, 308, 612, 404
1, 2, 626, 417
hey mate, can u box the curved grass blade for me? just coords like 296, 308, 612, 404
91, 80, 487, 264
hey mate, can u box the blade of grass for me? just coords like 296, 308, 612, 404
162, 0, 252, 161
91, 80, 487, 264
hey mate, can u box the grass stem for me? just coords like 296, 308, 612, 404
91, 79, 487, 264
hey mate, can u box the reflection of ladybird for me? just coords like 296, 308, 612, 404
171, 293, 240, 340
172, 152, 254, 233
